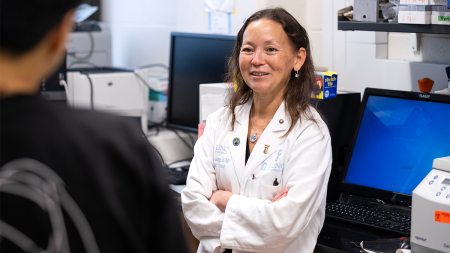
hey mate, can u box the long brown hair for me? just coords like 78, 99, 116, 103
226, 8, 318, 134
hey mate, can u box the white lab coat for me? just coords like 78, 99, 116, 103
181, 100, 332, 253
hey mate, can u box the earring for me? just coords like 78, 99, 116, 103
294, 71, 299, 78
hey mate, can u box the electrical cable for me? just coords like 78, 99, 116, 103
146, 123, 162, 137
167, 127, 195, 150
133, 72, 154, 90
80, 72, 94, 110
165, 158, 193, 168
67, 31, 95, 60
59, 79, 70, 103
68, 60, 98, 69
148, 118, 166, 130
135, 63, 168, 70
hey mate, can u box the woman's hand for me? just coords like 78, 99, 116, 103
272, 188, 288, 202
210, 190, 233, 212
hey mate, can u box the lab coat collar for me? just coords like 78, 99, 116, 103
234, 100, 290, 133
228, 102, 251, 191
232, 100, 291, 192
246, 100, 290, 162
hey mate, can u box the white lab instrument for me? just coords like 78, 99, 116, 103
199, 82, 233, 123
66, 70, 149, 134
411, 156, 450, 253
134, 66, 168, 124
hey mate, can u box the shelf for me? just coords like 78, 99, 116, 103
338, 20, 450, 34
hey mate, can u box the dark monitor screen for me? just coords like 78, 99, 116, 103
316, 92, 361, 202
167, 32, 236, 132
342, 88, 450, 205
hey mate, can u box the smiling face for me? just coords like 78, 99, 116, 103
239, 18, 301, 98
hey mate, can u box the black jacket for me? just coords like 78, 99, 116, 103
0, 95, 188, 253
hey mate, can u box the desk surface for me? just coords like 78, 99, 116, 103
318, 218, 403, 253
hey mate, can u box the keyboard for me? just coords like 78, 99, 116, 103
167, 165, 189, 185
167, 160, 191, 185
326, 201, 411, 235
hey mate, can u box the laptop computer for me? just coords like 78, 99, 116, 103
326, 87, 450, 235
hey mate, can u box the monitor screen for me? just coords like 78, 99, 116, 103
343, 91, 450, 197
167, 32, 236, 132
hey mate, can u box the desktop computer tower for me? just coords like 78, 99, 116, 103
316, 92, 361, 203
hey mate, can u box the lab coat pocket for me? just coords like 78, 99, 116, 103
255, 169, 283, 200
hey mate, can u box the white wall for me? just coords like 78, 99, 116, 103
102, 0, 177, 68
173, 0, 259, 34
103, 0, 322, 68
103, 0, 450, 94
103, 0, 261, 67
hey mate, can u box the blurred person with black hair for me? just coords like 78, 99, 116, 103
0, 1, 188, 252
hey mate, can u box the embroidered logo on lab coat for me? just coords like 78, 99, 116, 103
214, 145, 230, 169
261, 149, 284, 172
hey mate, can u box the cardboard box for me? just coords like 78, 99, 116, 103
314, 71, 338, 100
400, 0, 447, 5
399, 5, 432, 24
432, 5, 450, 25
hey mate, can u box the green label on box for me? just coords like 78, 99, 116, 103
438, 16, 450, 21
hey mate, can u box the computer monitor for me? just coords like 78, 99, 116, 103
315, 92, 361, 202
341, 88, 450, 206
167, 32, 236, 132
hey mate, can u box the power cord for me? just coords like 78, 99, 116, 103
80, 72, 95, 110
59, 78, 70, 103
146, 119, 167, 137
135, 63, 168, 70
67, 31, 95, 61
166, 158, 193, 168
133, 72, 154, 91
68, 60, 98, 69
167, 127, 196, 150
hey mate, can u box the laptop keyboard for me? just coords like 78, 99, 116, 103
326, 201, 411, 235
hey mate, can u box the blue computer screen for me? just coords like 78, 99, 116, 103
344, 95, 450, 195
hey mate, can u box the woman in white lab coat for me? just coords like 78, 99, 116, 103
181, 8, 332, 253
